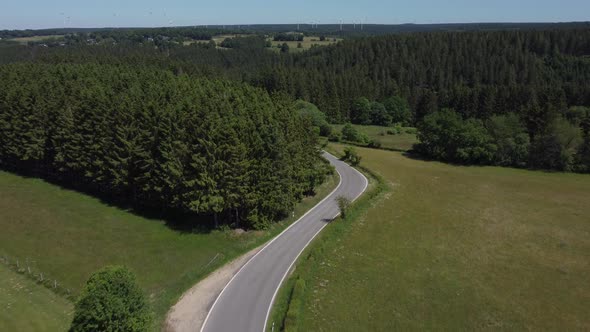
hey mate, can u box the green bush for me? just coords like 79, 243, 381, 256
70, 266, 152, 332
404, 127, 417, 135
341, 123, 360, 141
336, 195, 352, 218
319, 123, 333, 137
328, 132, 341, 142
386, 123, 404, 135
416, 108, 496, 164
529, 118, 582, 171
368, 139, 382, 149
487, 114, 530, 167
342, 147, 362, 166
384, 96, 412, 125
295, 100, 332, 137
359, 132, 370, 144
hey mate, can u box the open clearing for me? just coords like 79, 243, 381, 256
185, 35, 341, 53
279, 144, 590, 331
0, 170, 338, 330
8, 35, 65, 44
333, 124, 419, 151
268, 36, 342, 53
0, 264, 72, 332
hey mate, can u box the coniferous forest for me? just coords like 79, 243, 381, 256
1, 25, 590, 226
0, 63, 330, 229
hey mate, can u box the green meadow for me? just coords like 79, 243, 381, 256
0, 264, 73, 332
0, 170, 338, 330
275, 144, 590, 331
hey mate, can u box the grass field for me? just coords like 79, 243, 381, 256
333, 124, 419, 151
8, 35, 65, 44
268, 36, 342, 53
0, 170, 338, 330
183, 35, 340, 52
0, 264, 73, 332
276, 144, 590, 331
183, 34, 247, 46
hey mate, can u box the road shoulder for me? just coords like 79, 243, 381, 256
164, 245, 262, 332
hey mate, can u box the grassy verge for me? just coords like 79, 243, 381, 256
268, 146, 387, 331
0, 170, 338, 331
271, 143, 590, 331
0, 264, 73, 332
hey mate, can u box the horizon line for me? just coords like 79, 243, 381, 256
2, 21, 589, 31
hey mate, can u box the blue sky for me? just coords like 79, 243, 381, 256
1, 0, 589, 30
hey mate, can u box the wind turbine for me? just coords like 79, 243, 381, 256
340, 18, 343, 31
148, 10, 154, 28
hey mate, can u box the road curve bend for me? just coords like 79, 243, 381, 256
201, 151, 368, 332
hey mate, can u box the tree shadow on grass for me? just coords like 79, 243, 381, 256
0, 166, 216, 234
401, 150, 568, 174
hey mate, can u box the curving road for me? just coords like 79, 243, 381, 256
200, 152, 368, 332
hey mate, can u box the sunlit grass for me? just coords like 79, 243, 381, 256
0, 170, 338, 330
287, 144, 590, 330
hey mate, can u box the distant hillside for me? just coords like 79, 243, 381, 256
2, 21, 589, 39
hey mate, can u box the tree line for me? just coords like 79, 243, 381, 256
0, 63, 330, 229
1, 27, 590, 172
273, 33, 304, 42
415, 107, 590, 172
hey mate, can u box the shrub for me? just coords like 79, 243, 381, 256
295, 100, 331, 137
384, 96, 412, 125
328, 132, 341, 142
341, 123, 359, 142
404, 127, 417, 135
368, 139, 382, 149
342, 147, 362, 166
350, 98, 372, 125
529, 118, 582, 171
70, 266, 152, 332
387, 123, 406, 135
486, 114, 530, 167
416, 108, 496, 164
358, 132, 370, 144
319, 123, 333, 137
336, 195, 352, 219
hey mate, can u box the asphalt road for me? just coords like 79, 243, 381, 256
200, 152, 368, 332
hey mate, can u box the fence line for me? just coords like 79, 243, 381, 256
199, 252, 223, 273
0, 253, 76, 301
